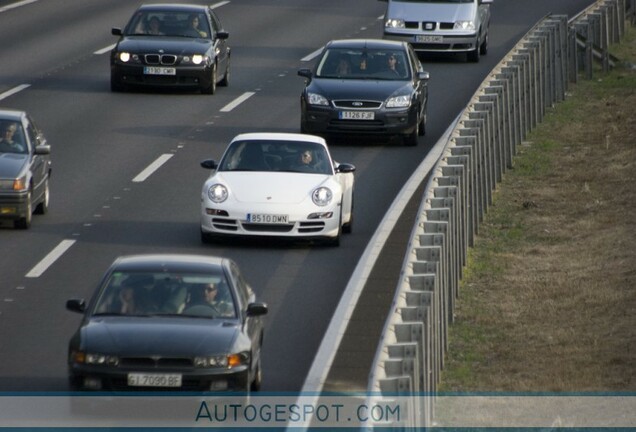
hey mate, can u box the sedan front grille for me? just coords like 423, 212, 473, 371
144, 54, 178, 65
119, 357, 193, 368
333, 100, 382, 109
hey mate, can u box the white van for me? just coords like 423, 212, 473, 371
380, 0, 493, 62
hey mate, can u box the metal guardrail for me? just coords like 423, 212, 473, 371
365, 0, 628, 428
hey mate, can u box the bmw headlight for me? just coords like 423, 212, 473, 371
71, 351, 119, 366
385, 18, 405, 29
454, 20, 476, 31
386, 95, 411, 108
184, 54, 208, 65
118, 52, 131, 62
307, 92, 329, 106
207, 184, 228, 203
312, 187, 333, 206
195, 352, 249, 369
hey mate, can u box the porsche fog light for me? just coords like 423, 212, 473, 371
208, 184, 228, 203
312, 187, 333, 206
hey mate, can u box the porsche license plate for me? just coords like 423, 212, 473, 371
127, 373, 182, 387
339, 111, 374, 120
416, 35, 443, 43
247, 213, 289, 224
143, 66, 176, 75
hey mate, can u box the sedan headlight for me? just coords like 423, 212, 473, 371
13, 176, 27, 191
386, 95, 411, 108
307, 92, 329, 106
207, 184, 228, 203
385, 18, 405, 29
184, 54, 208, 65
118, 52, 131, 62
454, 20, 476, 31
312, 187, 333, 206
195, 352, 249, 369
71, 351, 119, 366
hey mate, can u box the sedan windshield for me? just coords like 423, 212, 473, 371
125, 10, 211, 38
218, 140, 334, 175
93, 271, 236, 319
316, 48, 410, 80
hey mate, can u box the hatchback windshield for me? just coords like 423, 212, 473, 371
316, 48, 410, 80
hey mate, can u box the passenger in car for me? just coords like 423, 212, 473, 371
188, 14, 208, 38
146, 16, 163, 35
0, 122, 25, 154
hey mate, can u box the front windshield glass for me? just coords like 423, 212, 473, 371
93, 271, 236, 319
316, 48, 410, 80
125, 10, 211, 38
218, 140, 334, 175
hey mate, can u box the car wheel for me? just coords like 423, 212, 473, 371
34, 177, 50, 215
480, 29, 489, 55
201, 229, 215, 244
14, 190, 32, 229
342, 193, 353, 234
468, 36, 481, 62
110, 75, 125, 92
250, 354, 262, 392
404, 113, 419, 146
418, 108, 427, 137
325, 208, 342, 246
202, 63, 217, 94
68, 374, 83, 391
219, 56, 230, 87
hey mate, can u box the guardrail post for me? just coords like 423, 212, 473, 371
404, 290, 436, 392
449, 142, 477, 246
497, 63, 524, 146
387, 341, 430, 426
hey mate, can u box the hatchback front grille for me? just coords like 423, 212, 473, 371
333, 100, 382, 109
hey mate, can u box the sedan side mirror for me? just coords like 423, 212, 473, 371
200, 159, 218, 169
246, 302, 268, 317
216, 31, 229, 40
34, 144, 51, 155
112, 28, 122, 36
66, 299, 86, 314
298, 69, 313, 79
418, 71, 430, 81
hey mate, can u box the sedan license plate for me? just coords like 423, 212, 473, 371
339, 111, 374, 120
127, 373, 182, 387
416, 35, 443, 43
143, 66, 176, 75
247, 213, 289, 224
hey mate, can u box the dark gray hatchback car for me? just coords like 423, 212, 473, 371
298, 39, 429, 146
0, 109, 51, 229
66, 254, 267, 392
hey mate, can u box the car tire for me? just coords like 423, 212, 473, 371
468, 36, 481, 62
250, 353, 262, 392
14, 190, 32, 229
110, 75, 125, 93
219, 57, 230, 87
34, 177, 50, 215
342, 193, 353, 234
418, 108, 426, 137
404, 113, 419, 146
68, 374, 83, 391
480, 29, 489, 55
201, 230, 215, 244
325, 208, 342, 246
202, 63, 217, 94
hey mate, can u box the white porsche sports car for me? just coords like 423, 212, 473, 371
200, 133, 355, 246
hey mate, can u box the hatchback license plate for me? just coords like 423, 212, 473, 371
143, 66, 176, 75
339, 111, 374, 120
416, 35, 443, 43
247, 213, 289, 224
128, 373, 182, 387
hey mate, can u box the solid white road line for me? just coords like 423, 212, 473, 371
0, 0, 37, 13
211, 1, 230, 9
25, 240, 76, 278
94, 44, 116, 55
0, 84, 30, 101
132, 154, 174, 183
301, 48, 324, 62
220, 92, 255, 112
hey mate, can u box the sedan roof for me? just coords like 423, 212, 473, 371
139, 3, 210, 13
0, 109, 25, 122
111, 254, 226, 273
325, 38, 408, 51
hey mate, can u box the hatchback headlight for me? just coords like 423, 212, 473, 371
307, 92, 329, 106
207, 184, 228, 203
312, 187, 333, 206
454, 20, 476, 31
385, 19, 405, 29
386, 95, 411, 108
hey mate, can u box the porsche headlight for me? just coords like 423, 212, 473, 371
195, 352, 249, 369
207, 184, 228, 203
312, 187, 333, 206
386, 95, 411, 108
454, 20, 476, 31
307, 92, 329, 106
72, 351, 119, 366
385, 18, 405, 29
118, 52, 131, 62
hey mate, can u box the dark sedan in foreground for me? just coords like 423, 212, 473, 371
110, 3, 230, 94
298, 39, 429, 146
66, 254, 267, 392
0, 109, 51, 229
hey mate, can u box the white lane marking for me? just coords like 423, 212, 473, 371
26, 240, 76, 278
94, 44, 116, 55
0, 0, 38, 13
301, 116, 460, 393
211, 1, 230, 8
132, 154, 174, 183
301, 48, 323, 62
220, 92, 255, 112
0, 84, 30, 101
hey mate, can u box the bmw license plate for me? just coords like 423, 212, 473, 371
127, 373, 182, 387
247, 214, 289, 224
416, 35, 443, 43
339, 111, 374, 120
143, 66, 176, 75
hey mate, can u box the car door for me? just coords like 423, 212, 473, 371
407, 46, 427, 116
229, 262, 262, 367
23, 117, 49, 201
208, 8, 229, 73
